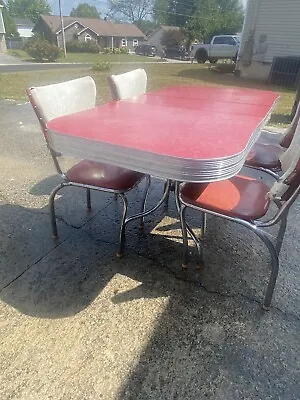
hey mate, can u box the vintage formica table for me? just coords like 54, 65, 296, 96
47, 86, 279, 184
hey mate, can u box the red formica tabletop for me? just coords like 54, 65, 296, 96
47, 85, 279, 182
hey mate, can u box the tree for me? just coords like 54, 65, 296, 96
185, 0, 244, 43
7, 0, 51, 23
134, 19, 157, 35
0, 0, 18, 37
153, 0, 168, 25
160, 28, 185, 47
70, 3, 101, 19
167, 0, 197, 27
107, 0, 155, 23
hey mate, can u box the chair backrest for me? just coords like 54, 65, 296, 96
26, 76, 96, 147
270, 118, 300, 201
279, 102, 300, 148
107, 68, 147, 100
279, 113, 300, 173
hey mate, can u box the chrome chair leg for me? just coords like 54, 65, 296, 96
139, 175, 151, 229
200, 212, 207, 240
241, 221, 279, 310
175, 182, 204, 270
180, 206, 189, 269
261, 234, 279, 311
117, 193, 128, 258
275, 214, 288, 254
163, 180, 171, 207
49, 182, 65, 238
86, 188, 91, 210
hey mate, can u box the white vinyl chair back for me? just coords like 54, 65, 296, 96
27, 76, 96, 174
281, 102, 300, 146
279, 116, 300, 172
270, 119, 300, 199
107, 68, 147, 100
28, 75, 96, 126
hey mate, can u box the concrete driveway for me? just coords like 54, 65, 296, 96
0, 99, 299, 399
0, 52, 25, 64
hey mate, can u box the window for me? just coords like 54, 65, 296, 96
213, 37, 224, 45
133, 39, 138, 47
85, 34, 92, 42
121, 38, 127, 47
223, 36, 236, 45
74, 23, 79, 29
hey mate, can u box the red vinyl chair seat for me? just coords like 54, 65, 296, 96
181, 175, 271, 221
246, 143, 283, 170
67, 160, 144, 191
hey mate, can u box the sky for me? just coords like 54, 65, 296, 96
50, 0, 108, 16
50, 0, 248, 17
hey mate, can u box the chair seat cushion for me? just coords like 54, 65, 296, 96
67, 160, 144, 191
180, 175, 271, 221
246, 142, 283, 170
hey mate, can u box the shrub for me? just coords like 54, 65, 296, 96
92, 61, 111, 71
100, 47, 128, 54
24, 33, 46, 47
66, 40, 100, 53
119, 47, 129, 54
26, 40, 61, 62
102, 47, 112, 54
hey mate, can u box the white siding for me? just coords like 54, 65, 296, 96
239, 0, 300, 65
0, 8, 5, 34
254, 0, 300, 63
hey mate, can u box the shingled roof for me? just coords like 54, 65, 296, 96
38, 15, 145, 38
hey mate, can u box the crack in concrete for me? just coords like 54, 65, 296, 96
61, 224, 300, 322
136, 251, 300, 322
0, 198, 115, 292
0, 230, 78, 293
1, 197, 299, 322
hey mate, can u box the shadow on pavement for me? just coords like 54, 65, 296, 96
1, 174, 300, 398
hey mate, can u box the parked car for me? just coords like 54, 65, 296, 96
164, 45, 189, 60
135, 44, 157, 56
190, 35, 240, 63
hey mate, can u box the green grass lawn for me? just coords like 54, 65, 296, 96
0, 61, 296, 126
7, 49, 156, 64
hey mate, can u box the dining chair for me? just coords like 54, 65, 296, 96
26, 76, 150, 257
245, 103, 300, 177
107, 68, 147, 100
108, 69, 175, 208
177, 119, 300, 310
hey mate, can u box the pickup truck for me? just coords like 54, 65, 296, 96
190, 35, 240, 64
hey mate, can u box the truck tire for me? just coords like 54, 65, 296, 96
196, 49, 207, 63
209, 58, 218, 64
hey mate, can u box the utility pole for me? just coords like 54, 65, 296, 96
59, 0, 67, 58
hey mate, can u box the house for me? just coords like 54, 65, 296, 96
146, 25, 181, 55
33, 15, 145, 52
0, 4, 7, 53
6, 18, 34, 49
14, 18, 34, 42
236, 0, 300, 81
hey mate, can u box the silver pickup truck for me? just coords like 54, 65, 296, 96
190, 35, 240, 64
